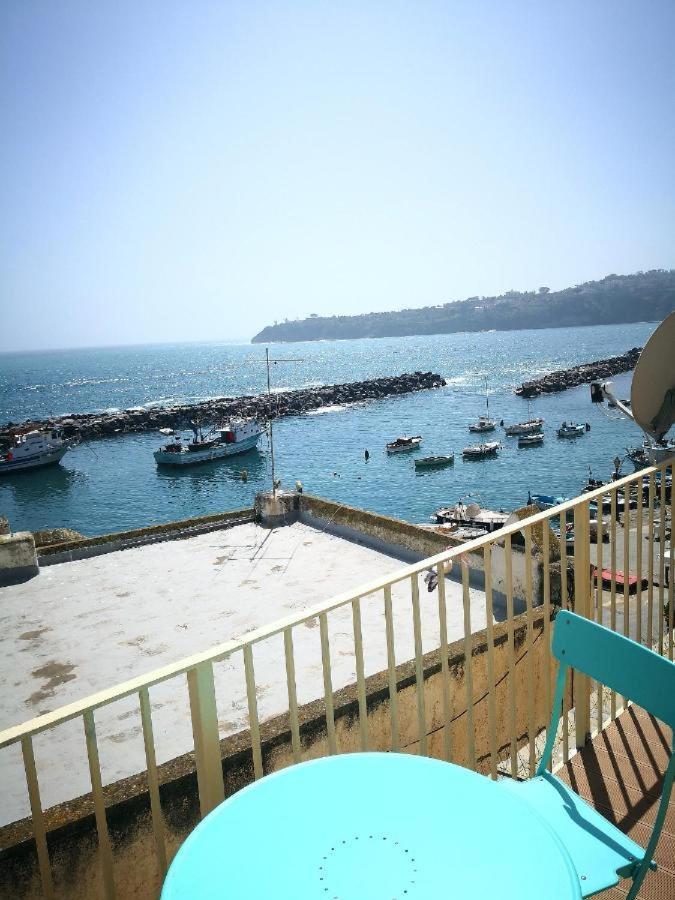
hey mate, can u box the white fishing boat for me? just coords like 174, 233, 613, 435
468, 378, 496, 432
557, 422, 588, 438
462, 441, 500, 460
154, 419, 263, 466
433, 499, 508, 533
518, 432, 544, 447
386, 435, 422, 453
0, 429, 74, 474
504, 400, 544, 435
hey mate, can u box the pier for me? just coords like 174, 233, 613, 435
515, 347, 641, 397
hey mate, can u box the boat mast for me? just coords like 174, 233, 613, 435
264, 348, 303, 498
485, 377, 490, 419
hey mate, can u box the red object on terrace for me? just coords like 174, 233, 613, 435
593, 568, 647, 592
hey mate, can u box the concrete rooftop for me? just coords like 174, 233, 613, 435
1, 521, 488, 826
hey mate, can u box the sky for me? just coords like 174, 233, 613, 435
1, 1, 674, 352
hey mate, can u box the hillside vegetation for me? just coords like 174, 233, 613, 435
251, 270, 675, 343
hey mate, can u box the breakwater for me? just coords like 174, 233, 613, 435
1, 372, 446, 441
515, 347, 641, 398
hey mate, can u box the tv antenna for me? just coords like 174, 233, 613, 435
264, 348, 303, 496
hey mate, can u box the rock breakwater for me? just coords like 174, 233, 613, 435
1, 372, 446, 441
515, 348, 641, 398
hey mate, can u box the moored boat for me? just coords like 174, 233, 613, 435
557, 422, 588, 438
518, 432, 544, 447
468, 378, 496, 432
414, 454, 454, 469
154, 419, 263, 466
0, 429, 74, 474
386, 435, 422, 453
504, 418, 544, 436
433, 499, 508, 533
462, 441, 500, 460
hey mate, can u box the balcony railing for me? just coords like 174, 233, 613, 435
1, 459, 673, 900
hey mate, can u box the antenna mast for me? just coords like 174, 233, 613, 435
264, 348, 303, 497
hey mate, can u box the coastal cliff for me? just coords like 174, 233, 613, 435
1, 372, 446, 441
251, 270, 675, 344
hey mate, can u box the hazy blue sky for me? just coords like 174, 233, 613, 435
2, 1, 674, 351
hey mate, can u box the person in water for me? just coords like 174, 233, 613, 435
364, 449, 370, 462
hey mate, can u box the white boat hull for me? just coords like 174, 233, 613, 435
154, 432, 261, 465
0, 445, 70, 474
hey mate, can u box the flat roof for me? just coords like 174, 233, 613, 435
1, 521, 487, 826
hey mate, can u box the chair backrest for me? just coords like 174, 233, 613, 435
552, 611, 675, 729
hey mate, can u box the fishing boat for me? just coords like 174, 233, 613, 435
462, 441, 500, 460
0, 428, 74, 474
503, 400, 543, 436
468, 378, 496, 432
386, 435, 422, 453
557, 422, 588, 438
414, 454, 454, 469
518, 432, 544, 448
433, 499, 508, 533
154, 419, 263, 466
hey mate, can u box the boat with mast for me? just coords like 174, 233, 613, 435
0, 428, 75, 474
468, 377, 496, 432
503, 400, 544, 436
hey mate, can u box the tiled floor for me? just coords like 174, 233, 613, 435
558, 705, 674, 899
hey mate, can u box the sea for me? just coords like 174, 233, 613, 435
0, 323, 656, 537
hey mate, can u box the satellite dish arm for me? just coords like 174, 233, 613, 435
592, 381, 636, 424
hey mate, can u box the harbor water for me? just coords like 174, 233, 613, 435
0, 322, 656, 536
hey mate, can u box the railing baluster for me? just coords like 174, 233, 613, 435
483, 547, 497, 778
609, 492, 618, 720
319, 612, 337, 754
437, 562, 453, 763
283, 628, 301, 763
573, 502, 591, 749
138, 687, 167, 877
83, 710, 116, 900
595, 510, 604, 734
647, 473, 655, 648
623, 486, 631, 642
383, 586, 399, 750
21, 736, 54, 900
504, 533, 517, 777
410, 573, 427, 755
187, 661, 225, 816
243, 645, 263, 779
561, 509, 569, 763
351, 598, 369, 751
658, 472, 666, 657
524, 526, 536, 776
542, 521, 553, 771
461, 558, 476, 770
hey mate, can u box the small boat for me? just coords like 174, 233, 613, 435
0, 428, 74, 474
504, 399, 544, 436
557, 422, 587, 438
414, 454, 454, 469
386, 435, 422, 453
468, 378, 496, 432
518, 432, 544, 448
159, 427, 175, 436
468, 415, 496, 433
462, 441, 500, 460
154, 419, 263, 466
433, 499, 508, 533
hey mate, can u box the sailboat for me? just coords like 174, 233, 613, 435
468, 378, 496, 432
503, 400, 544, 436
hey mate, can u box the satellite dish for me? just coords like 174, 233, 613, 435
631, 311, 675, 442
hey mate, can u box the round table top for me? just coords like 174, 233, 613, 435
162, 753, 581, 900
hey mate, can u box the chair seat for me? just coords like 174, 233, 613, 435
501, 771, 652, 897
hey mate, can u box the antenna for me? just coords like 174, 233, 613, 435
264, 348, 303, 496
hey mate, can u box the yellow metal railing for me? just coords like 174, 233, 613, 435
1, 459, 673, 899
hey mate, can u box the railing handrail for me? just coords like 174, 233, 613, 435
1, 458, 670, 749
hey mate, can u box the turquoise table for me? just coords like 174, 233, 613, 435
162, 753, 581, 899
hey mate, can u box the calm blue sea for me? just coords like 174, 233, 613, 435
0, 323, 656, 536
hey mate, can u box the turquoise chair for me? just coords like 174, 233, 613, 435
504, 610, 675, 899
